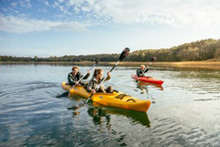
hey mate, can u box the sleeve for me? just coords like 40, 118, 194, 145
104, 74, 111, 81
86, 79, 93, 92
78, 72, 83, 80
68, 73, 75, 86
83, 72, 90, 79
144, 68, 149, 73
136, 69, 140, 77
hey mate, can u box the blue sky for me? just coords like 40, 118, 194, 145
0, 0, 220, 57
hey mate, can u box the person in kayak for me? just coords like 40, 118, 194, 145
68, 66, 90, 86
136, 65, 149, 77
86, 68, 113, 93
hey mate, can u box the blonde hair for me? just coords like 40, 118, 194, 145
141, 65, 145, 68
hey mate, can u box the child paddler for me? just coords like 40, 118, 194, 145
86, 68, 113, 93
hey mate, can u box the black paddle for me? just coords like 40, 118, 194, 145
149, 57, 157, 66
56, 60, 99, 98
142, 57, 157, 73
85, 47, 130, 103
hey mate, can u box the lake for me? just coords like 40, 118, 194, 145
0, 64, 220, 146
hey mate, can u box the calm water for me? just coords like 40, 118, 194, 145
0, 64, 220, 147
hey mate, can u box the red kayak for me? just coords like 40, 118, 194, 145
131, 74, 164, 85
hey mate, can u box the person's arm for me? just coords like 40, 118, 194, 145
68, 73, 75, 85
144, 68, 149, 73
83, 70, 90, 79
136, 69, 141, 77
86, 79, 95, 93
104, 71, 111, 81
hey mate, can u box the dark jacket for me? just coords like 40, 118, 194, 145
136, 68, 148, 77
68, 72, 90, 86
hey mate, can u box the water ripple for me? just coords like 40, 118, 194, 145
1, 65, 220, 147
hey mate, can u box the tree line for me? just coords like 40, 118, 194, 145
1, 38, 220, 62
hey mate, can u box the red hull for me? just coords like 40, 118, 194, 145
131, 74, 164, 85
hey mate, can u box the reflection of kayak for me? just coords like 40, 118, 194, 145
131, 74, 164, 85
138, 81, 164, 91
92, 103, 150, 127
62, 82, 151, 112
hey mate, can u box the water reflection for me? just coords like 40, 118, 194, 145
88, 103, 151, 128
133, 79, 163, 101
87, 104, 111, 131
67, 92, 151, 128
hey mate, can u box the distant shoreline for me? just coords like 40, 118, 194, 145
1, 61, 220, 69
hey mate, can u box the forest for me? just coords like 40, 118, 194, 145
1, 39, 220, 62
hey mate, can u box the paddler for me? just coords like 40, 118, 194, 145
86, 68, 113, 93
67, 66, 90, 86
136, 65, 149, 77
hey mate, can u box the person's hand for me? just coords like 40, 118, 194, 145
146, 66, 149, 69
75, 81, 79, 85
87, 70, 90, 74
92, 89, 96, 94
107, 71, 111, 76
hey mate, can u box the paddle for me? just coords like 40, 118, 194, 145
56, 60, 98, 98
142, 57, 157, 74
67, 48, 130, 109
149, 57, 157, 66
85, 47, 130, 103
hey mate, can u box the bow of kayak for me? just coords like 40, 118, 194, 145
62, 82, 151, 112
131, 74, 164, 85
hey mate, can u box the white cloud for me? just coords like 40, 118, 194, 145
43, 0, 49, 6
62, 0, 220, 29
105, 0, 220, 28
11, 2, 17, 8
20, 0, 32, 8
58, 0, 65, 3
0, 15, 89, 33
1, 0, 220, 33
53, 1, 71, 15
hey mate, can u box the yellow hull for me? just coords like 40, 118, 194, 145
62, 82, 151, 112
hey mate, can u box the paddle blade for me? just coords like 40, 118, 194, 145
95, 60, 99, 64
150, 57, 157, 62
119, 47, 130, 61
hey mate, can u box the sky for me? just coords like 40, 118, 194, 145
0, 0, 220, 57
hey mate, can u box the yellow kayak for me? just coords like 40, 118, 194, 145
62, 82, 151, 112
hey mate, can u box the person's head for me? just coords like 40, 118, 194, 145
141, 65, 145, 70
93, 68, 103, 79
72, 66, 79, 74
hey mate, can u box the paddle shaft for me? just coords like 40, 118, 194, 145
142, 57, 156, 73
78, 62, 97, 83
85, 61, 119, 103
99, 61, 119, 86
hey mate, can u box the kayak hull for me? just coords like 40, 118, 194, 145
62, 82, 151, 112
131, 74, 164, 85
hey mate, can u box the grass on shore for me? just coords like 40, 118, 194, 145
1, 61, 220, 69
